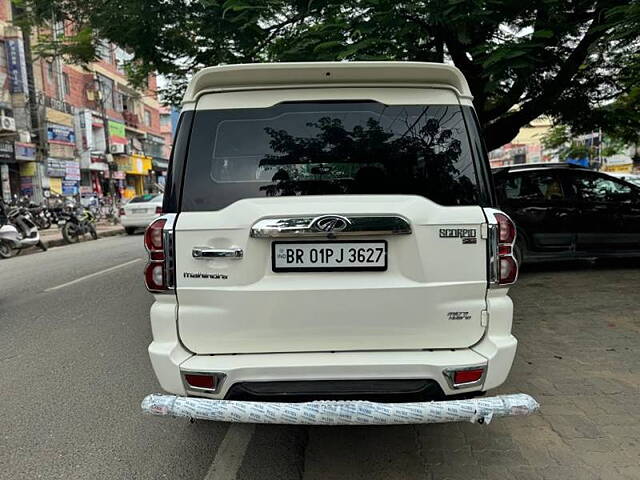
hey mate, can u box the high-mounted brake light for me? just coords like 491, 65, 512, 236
490, 212, 518, 286
144, 218, 170, 292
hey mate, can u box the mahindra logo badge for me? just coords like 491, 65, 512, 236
311, 215, 351, 233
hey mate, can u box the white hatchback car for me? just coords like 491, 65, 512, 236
143, 62, 520, 405
120, 194, 163, 234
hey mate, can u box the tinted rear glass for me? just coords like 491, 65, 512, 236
182, 102, 480, 210
129, 194, 161, 203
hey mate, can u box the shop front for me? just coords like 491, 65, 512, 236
0, 141, 38, 202
152, 159, 169, 189
46, 158, 67, 197
115, 153, 152, 199
0, 141, 17, 202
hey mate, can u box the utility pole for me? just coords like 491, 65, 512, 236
94, 73, 117, 199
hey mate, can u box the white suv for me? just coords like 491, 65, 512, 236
143, 62, 519, 404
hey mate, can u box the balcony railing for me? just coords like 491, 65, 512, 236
123, 111, 140, 128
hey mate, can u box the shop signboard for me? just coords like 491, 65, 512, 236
47, 158, 67, 177
0, 142, 14, 162
5, 38, 28, 94
48, 123, 76, 145
116, 154, 152, 175
20, 176, 33, 196
62, 180, 79, 195
14, 142, 36, 161
108, 120, 127, 145
65, 160, 81, 181
49, 177, 62, 194
49, 143, 75, 159
45, 108, 74, 127
19, 162, 37, 176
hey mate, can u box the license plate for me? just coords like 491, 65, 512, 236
58, 220, 66, 225
272, 241, 387, 272
132, 208, 146, 214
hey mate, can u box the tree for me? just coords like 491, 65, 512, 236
17, 0, 640, 151
541, 124, 625, 164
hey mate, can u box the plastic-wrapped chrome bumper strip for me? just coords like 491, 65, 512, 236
141, 393, 538, 425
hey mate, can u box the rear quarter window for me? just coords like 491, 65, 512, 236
182, 102, 483, 210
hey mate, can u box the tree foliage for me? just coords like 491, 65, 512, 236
541, 124, 626, 162
15, 0, 640, 150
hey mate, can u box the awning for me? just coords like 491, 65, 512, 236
152, 159, 169, 171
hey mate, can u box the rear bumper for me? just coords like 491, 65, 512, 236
148, 294, 517, 399
141, 393, 539, 425
121, 214, 159, 228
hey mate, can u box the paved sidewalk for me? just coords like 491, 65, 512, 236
40, 221, 125, 248
304, 260, 640, 480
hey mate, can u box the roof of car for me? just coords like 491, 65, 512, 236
492, 163, 591, 174
182, 62, 472, 105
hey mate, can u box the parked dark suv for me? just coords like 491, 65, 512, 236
493, 163, 640, 263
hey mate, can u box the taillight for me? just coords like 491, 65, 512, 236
119, 207, 125, 216
492, 212, 518, 286
144, 218, 169, 292
155, 206, 162, 215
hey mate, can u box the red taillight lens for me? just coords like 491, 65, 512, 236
494, 213, 515, 244
119, 207, 125, 216
144, 262, 165, 290
184, 373, 216, 390
500, 256, 518, 284
493, 212, 518, 286
144, 218, 168, 292
144, 218, 166, 251
453, 368, 484, 385
155, 206, 163, 215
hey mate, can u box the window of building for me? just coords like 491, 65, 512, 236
144, 109, 152, 127
114, 91, 124, 112
62, 72, 70, 96
46, 61, 54, 82
0, 42, 6, 68
97, 74, 115, 110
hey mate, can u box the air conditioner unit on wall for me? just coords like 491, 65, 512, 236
109, 144, 128, 155
0, 115, 16, 133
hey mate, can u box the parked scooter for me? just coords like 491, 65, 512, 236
0, 199, 48, 258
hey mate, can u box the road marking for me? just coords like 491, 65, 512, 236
204, 423, 255, 480
44, 258, 142, 292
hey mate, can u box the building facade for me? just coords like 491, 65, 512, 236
0, 1, 172, 203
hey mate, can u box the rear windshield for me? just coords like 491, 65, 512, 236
129, 194, 161, 203
182, 102, 480, 210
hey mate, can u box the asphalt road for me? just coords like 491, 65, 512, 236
0, 236, 228, 479
2, 237, 639, 479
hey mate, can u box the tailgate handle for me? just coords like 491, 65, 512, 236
192, 247, 243, 259
251, 215, 411, 238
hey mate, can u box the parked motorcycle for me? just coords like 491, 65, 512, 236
0, 199, 48, 258
58, 204, 98, 243
29, 203, 53, 230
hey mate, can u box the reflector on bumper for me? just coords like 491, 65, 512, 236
141, 393, 538, 425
